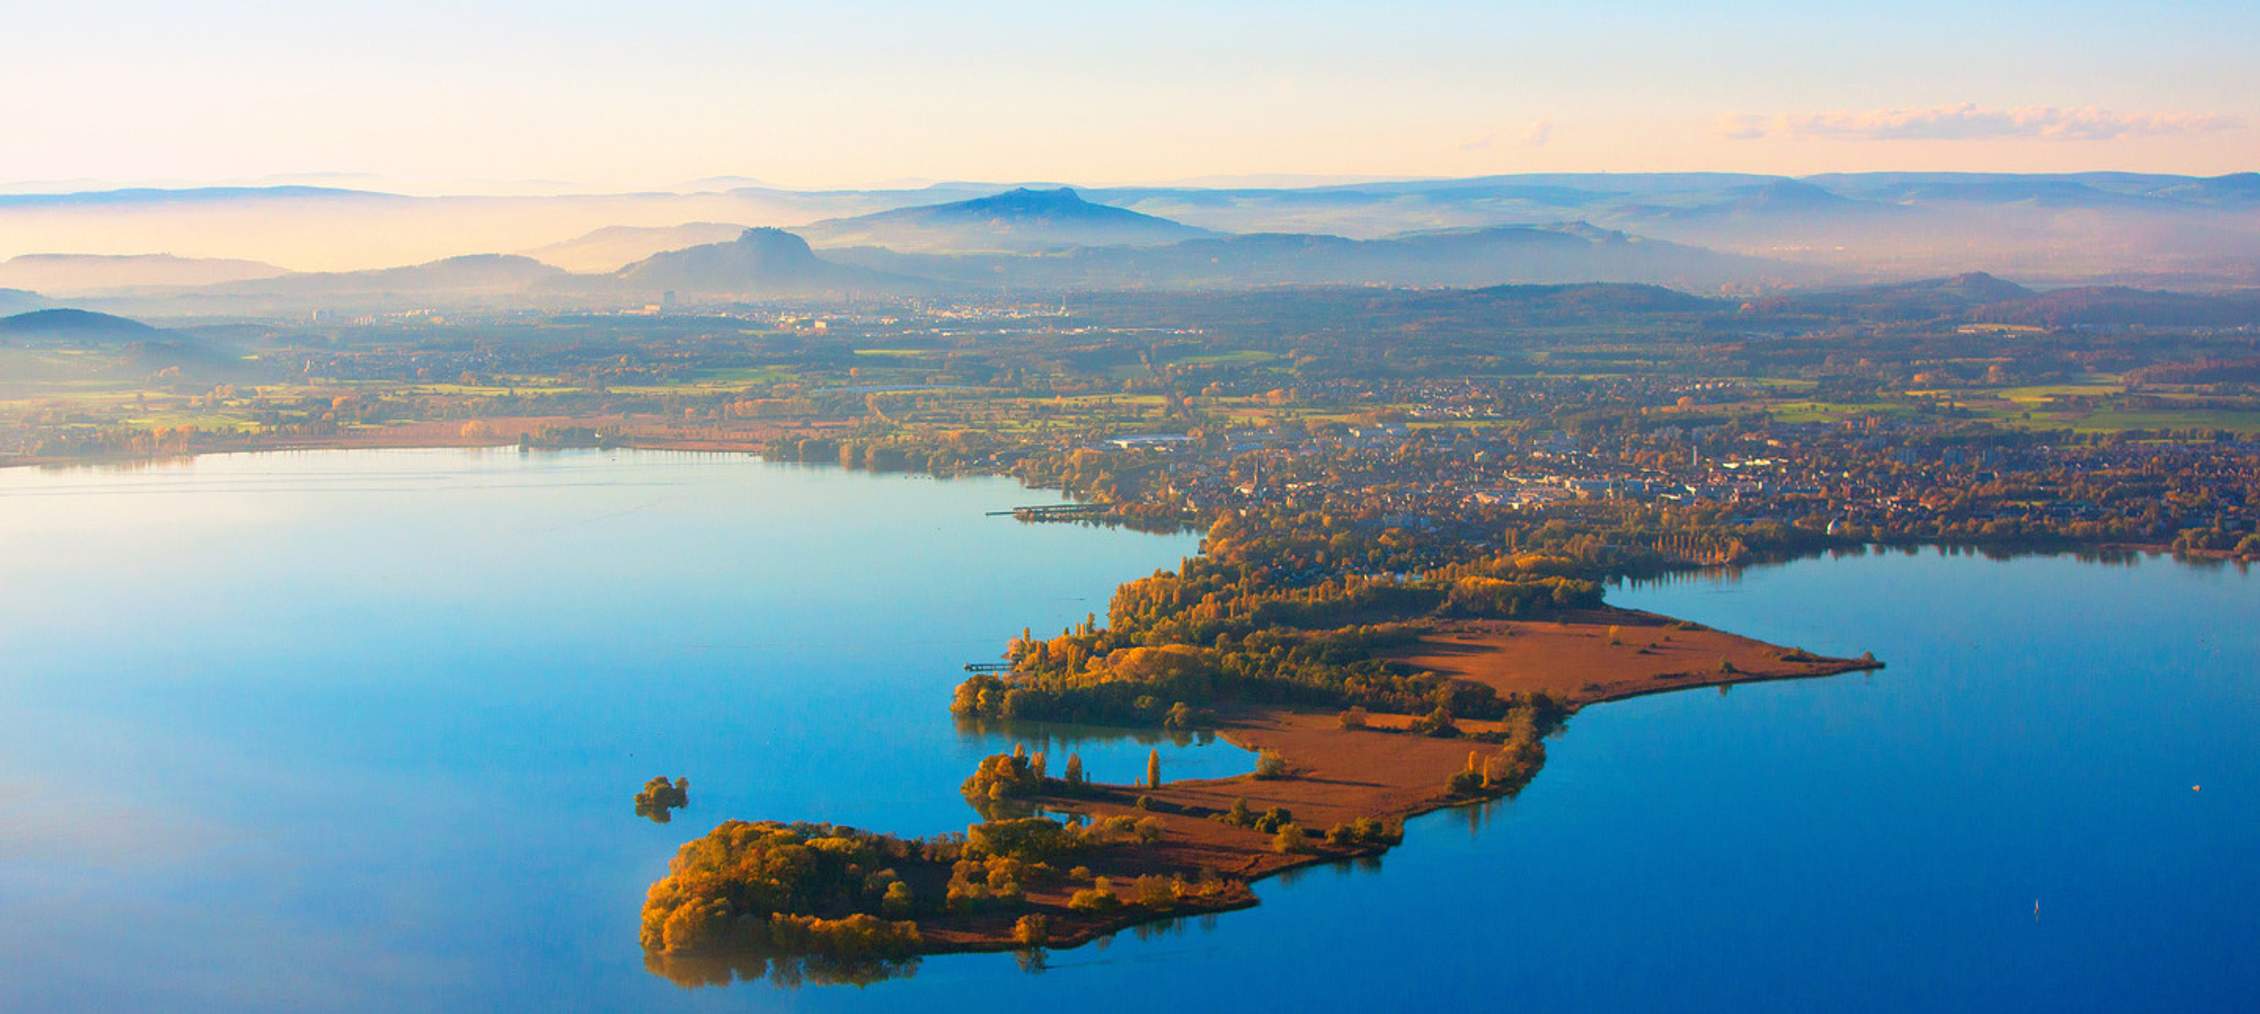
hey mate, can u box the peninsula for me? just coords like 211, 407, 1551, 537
638, 594, 1878, 984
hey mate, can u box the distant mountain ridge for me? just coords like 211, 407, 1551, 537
797, 187, 1213, 253
0, 252, 290, 294
0, 287, 44, 315
524, 222, 753, 273
0, 307, 242, 375
609, 227, 920, 297
1759, 271, 2037, 320
0, 307, 169, 344
825, 221, 1808, 290
208, 253, 568, 297
9, 172, 2260, 284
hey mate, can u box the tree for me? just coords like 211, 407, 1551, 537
635, 776, 691, 822
1410, 704, 1460, 737
1133, 874, 1177, 908
881, 880, 913, 916
1068, 880, 1121, 912
1145, 748, 1161, 789
961, 753, 1044, 816
1013, 913, 1049, 948
1254, 748, 1288, 779
1063, 752, 1086, 787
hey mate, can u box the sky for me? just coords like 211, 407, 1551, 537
3, 0, 2255, 194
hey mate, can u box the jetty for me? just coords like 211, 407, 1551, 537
985, 503, 1110, 521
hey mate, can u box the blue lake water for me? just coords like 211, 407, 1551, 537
1, 451, 2253, 1011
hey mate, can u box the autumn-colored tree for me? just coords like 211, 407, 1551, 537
1013, 913, 1049, 948
1145, 748, 1161, 789
881, 880, 913, 916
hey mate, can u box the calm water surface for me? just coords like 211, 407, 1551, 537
1, 451, 2252, 1011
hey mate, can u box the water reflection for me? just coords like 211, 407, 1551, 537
1612, 541, 2238, 595
1457, 796, 1507, 836
954, 716, 1218, 753
644, 949, 921, 990
953, 715, 1241, 786
1274, 853, 1386, 889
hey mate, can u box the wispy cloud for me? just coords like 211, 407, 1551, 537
1461, 119, 1555, 152
1725, 103, 2240, 142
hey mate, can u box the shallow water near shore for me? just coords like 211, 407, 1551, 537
2, 450, 2254, 1011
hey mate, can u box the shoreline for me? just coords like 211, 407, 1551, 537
6, 435, 2250, 566
655, 605, 1883, 961
0, 440, 2220, 963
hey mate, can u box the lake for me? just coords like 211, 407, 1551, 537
1, 450, 2253, 1011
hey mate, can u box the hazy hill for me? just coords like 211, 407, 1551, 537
93, 253, 586, 316
0, 307, 243, 377
1439, 274, 2260, 328
11, 174, 2260, 284
1804, 171, 2260, 209
0, 253, 290, 294
0, 184, 949, 272
826, 222, 1805, 291
1424, 282, 1717, 318
0, 307, 167, 344
1977, 286, 2260, 327
1649, 179, 1894, 221
1724, 272, 2260, 328
209, 254, 569, 298
798, 187, 1213, 253
524, 222, 753, 273
0, 287, 44, 315
1757, 272, 2038, 320
1604, 179, 1916, 258
611, 227, 919, 297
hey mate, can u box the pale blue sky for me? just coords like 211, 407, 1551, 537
4, 0, 2254, 191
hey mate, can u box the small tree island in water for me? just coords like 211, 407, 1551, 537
635, 777, 690, 823
640, 592, 1880, 982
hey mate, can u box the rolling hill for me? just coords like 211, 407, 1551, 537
204, 254, 570, 299
0, 307, 169, 344
0, 307, 242, 375
11, 173, 2260, 284
825, 222, 1807, 291
524, 222, 754, 273
797, 187, 1213, 253
0, 287, 44, 315
1759, 272, 2038, 320
0, 252, 290, 294
610, 227, 921, 298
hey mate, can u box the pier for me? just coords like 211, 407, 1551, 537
985, 503, 1110, 521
